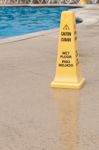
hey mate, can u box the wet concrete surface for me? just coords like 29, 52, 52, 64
0, 4, 99, 150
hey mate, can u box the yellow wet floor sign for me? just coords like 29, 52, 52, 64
51, 11, 85, 89
79, 0, 88, 5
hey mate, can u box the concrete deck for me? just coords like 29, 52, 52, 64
0, 5, 99, 150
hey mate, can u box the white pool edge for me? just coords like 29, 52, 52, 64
0, 28, 59, 44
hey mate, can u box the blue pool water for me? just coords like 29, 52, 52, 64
0, 6, 80, 38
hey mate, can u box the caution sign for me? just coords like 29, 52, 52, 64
51, 11, 85, 89
79, 0, 88, 5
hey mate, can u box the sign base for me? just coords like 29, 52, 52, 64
51, 78, 85, 89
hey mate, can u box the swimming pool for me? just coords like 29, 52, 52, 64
0, 6, 81, 38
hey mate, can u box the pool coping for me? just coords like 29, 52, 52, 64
0, 4, 98, 44
0, 28, 59, 44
